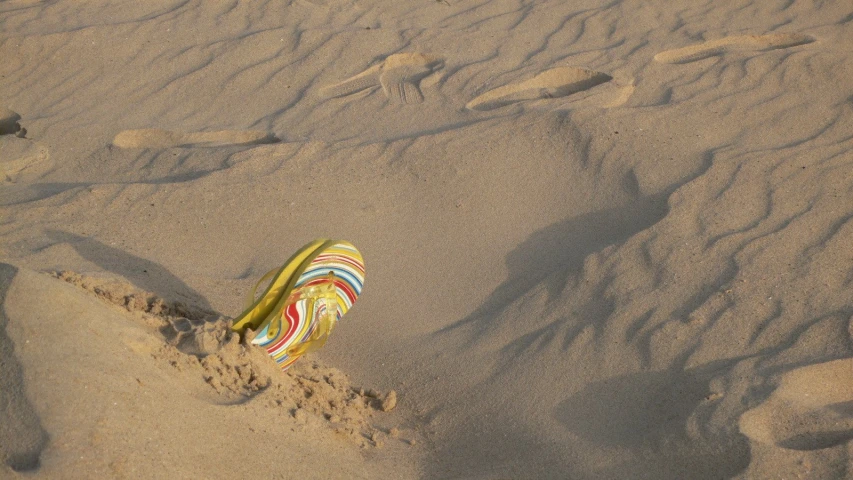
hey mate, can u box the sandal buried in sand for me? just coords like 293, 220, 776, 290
232, 239, 365, 370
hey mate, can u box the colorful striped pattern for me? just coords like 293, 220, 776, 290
252, 242, 365, 370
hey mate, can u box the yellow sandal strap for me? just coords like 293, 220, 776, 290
249, 239, 339, 334
244, 266, 279, 310
231, 239, 329, 334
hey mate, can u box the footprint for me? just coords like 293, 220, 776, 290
320, 64, 383, 99
465, 67, 612, 111
319, 53, 443, 104
112, 129, 279, 149
654, 33, 815, 64
739, 358, 853, 450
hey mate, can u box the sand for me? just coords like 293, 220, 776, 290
1, 0, 852, 478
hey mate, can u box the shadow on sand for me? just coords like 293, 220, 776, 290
46, 230, 214, 312
442, 193, 667, 342
555, 363, 751, 479
0, 264, 49, 472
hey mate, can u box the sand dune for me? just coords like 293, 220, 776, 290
2, 0, 853, 478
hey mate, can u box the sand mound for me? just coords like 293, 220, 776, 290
50, 270, 403, 442
0, 265, 418, 477
740, 358, 853, 451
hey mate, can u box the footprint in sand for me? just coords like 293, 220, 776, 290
739, 358, 853, 450
112, 129, 279, 149
319, 53, 443, 104
465, 67, 612, 111
654, 33, 815, 64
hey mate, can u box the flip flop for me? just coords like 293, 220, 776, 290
233, 240, 365, 370
231, 239, 328, 334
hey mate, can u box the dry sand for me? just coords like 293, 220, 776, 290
2, 1, 853, 478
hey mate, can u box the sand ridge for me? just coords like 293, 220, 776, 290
49, 269, 408, 447
739, 358, 853, 451
1, 266, 421, 477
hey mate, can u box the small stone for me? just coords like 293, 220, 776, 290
124, 293, 147, 311
380, 390, 397, 412
370, 431, 385, 448
293, 409, 307, 422
205, 376, 223, 392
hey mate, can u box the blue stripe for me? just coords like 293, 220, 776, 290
298, 267, 363, 293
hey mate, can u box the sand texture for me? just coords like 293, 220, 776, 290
2, 0, 853, 478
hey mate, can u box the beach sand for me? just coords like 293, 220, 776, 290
2, 1, 852, 478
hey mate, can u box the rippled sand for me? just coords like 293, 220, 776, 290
2, 1, 852, 478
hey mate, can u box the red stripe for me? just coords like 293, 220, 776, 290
333, 279, 357, 303
268, 303, 300, 352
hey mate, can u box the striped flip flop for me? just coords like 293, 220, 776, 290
232, 240, 365, 370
